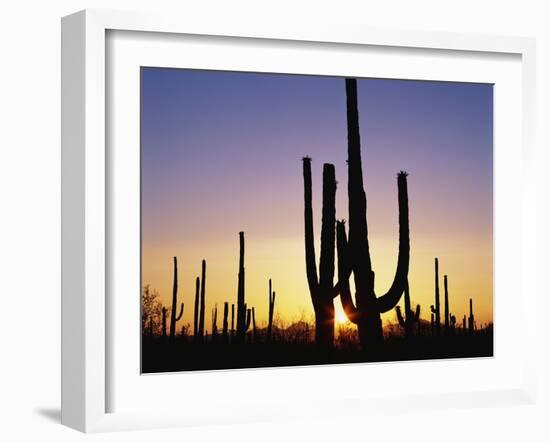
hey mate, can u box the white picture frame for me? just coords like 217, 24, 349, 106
61, 9, 537, 433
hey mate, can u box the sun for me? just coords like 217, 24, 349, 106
336, 310, 348, 324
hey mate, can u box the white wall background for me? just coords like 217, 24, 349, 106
0, 0, 548, 440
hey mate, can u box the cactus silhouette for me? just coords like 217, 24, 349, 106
199, 260, 206, 337
430, 312, 435, 337
443, 274, 450, 336
334, 78, 410, 354
267, 279, 276, 343
169, 257, 184, 344
222, 302, 229, 342
162, 307, 167, 340
395, 280, 420, 338
193, 276, 200, 338
231, 303, 235, 338
430, 258, 441, 337
192, 261, 206, 340
303, 157, 339, 347
462, 315, 467, 333
252, 307, 257, 342
211, 304, 218, 339
468, 298, 475, 335
236, 232, 252, 342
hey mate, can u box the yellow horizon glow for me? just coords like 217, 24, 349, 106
142, 230, 493, 334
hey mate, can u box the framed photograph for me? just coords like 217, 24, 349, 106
61, 9, 537, 432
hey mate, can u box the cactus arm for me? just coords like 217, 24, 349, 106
318, 163, 337, 292
336, 220, 360, 324
375, 172, 410, 313
302, 157, 319, 296
245, 308, 251, 331
175, 302, 184, 322
396, 306, 405, 327
415, 304, 421, 321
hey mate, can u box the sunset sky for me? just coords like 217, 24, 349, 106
141, 68, 493, 332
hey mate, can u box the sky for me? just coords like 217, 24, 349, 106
141, 68, 493, 332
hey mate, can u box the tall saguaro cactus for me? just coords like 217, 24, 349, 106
444, 274, 450, 335
468, 298, 475, 335
211, 304, 218, 340
192, 261, 206, 340
303, 158, 339, 347
169, 257, 184, 344
199, 260, 206, 337
236, 232, 252, 342
430, 258, 441, 337
162, 307, 167, 340
395, 280, 420, 338
335, 78, 410, 355
267, 279, 276, 343
222, 302, 229, 341
193, 276, 200, 338
231, 304, 235, 338
252, 307, 257, 342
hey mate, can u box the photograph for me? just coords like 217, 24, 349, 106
140, 68, 494, 373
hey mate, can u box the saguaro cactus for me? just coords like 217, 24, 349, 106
211, 305, 218, 339
395, 280, 420, 338
335, 78, 410, 355
267, 279, 276, 343
252, 307, 257, 342
462, 315, 467, 334
303, 157, 339, 347
193, 276, 200, 338
468, 298, 475, 335
231, 304, 235, 338
450, 314, 456, 331
430, 258, 441, 337
162, 307, 167, 339
169, 257, 184, 344
222, 302, 229, 341
236, 232, 252, 341
199, 260, 206, 337
443, 274, 450, 336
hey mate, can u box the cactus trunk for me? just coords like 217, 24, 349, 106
335, 78, 410, 355
169, 257, 184, 343
252, 307, 257, 342
193, 276, 199, 338
430, 258, 441, 337
231, 303, 235, 338
222, 302, 229, 341
267, 279, 276, 343
162, 307, 167, 338
444, 274, 449, 336
211, 305, 218, 340
236, 232, 251, 342
199, 260, 206, 338
303, 158, 338, 348
468, 298, 475, 335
